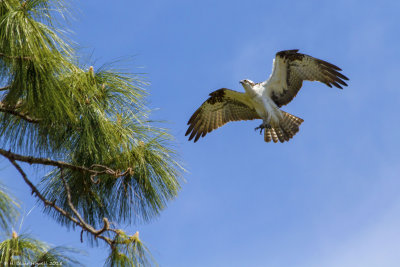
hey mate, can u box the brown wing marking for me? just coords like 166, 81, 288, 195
272, 50, 349, 107
186, 88, 260, 142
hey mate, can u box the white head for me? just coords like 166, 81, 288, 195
239, 79, 255, 91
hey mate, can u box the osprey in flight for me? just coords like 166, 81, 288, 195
186, 49, 349, 143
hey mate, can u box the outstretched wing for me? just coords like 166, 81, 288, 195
186, 88, 260, 142
267, 49, 349, 107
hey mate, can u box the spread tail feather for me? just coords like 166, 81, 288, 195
264, 111, 304, 143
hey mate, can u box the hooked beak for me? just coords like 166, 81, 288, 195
239, 80, 245, 85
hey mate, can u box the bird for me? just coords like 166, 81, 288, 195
185, 49, 349, 143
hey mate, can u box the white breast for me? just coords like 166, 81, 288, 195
252, 83, 283, 123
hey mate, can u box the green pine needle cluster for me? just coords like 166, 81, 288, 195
0, 232, 83, 266
0, 0, 184, 265
105, 232, 155, 267
0, 183, 19, 231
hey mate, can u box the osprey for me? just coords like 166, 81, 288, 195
186, 49, 349, 143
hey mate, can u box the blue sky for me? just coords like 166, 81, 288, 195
2, 0, 400, 266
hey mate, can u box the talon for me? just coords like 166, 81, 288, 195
254, 123, 271, 135
255, 124, 265, 134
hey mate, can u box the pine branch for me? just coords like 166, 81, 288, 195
0, 101, 41, 123
0, 52, 31, 61
7, 158, 82, 228
0, 148, 130, 181
0, 1, 178, 265
58, 168, 116, 246
58, 168, 116, 239
5, 157, 128, 250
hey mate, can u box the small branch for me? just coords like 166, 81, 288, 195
6, 158, 121, 247
91, 164, 133, 178
59, 168, 113, 240
0, 148, 107, 176
0, 85, 10, 91
96, 217, 111, 236
7, 159, 82, 227
1, 150, 139, 250
59, 168, 88, 226
0, 149, 131, 182
80, 230, 84, 243
0, 52, 31, 60
0, 102, 41, 123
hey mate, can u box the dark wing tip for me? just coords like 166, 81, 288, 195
187, 127, 205, 142
318, 59, 342, 71
186, 126, 207, 142
187, 108, 201, 125
185, 126, 193, 136
186, 119, 203, 141
330, 81, 343, 89
194, 133, 202, 142
188, 130, 197, 141
319, 60, 349, 88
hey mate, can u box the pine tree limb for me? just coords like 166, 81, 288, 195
0, 52, 31, 60
59, 169, 112, 237
0, 148, 129, 180
5, 157, 128, 249
7, 158, 82, 226
0, 102, 41, 123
